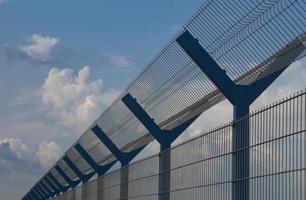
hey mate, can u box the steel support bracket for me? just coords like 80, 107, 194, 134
74, 143, 117, 176
63, 155, 96, 183
54, 165, 81, 188
122, 93, 198, 150
36, 185, 48, 200
44, 176, 61, 196
176, 29, 298, 200
40, 181, 55, 198
91, 125, 146, 166
47, 173, 69, 193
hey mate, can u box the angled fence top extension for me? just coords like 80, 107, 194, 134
24, 0, 305, 198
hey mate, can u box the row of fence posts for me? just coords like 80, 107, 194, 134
46, 29, 305, 200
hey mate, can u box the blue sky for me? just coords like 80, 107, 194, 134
0, 1, 305, 200
0, 1, 206, 199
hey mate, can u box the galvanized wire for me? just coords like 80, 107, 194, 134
51, 89, 306, 200
25, 0, 306, 196
81, 0, 305, 165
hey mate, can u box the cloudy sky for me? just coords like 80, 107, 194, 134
0, 1, 305, 200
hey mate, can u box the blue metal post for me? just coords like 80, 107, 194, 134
82, 182, 88, 200
27, 195, 32, 200
36, 185, 48, 200
22, 192, 35, 200
74, 143, 117, 177
54, 165, 81, 188
28, 195, 34, 200
97, 176, 104, 200
28, 192, 36, 200
40, 181, 55, 198
44, 176, 60, 196
91, 125, 146, 200
122, 93, 199, 200
37, 185, 48, 199
29, 191, 39, 200
47, 173, 69, 193
33, 188, 43, 200
176, 30, 296, 200
62, 155, 96, 183
73, 144, 116, 200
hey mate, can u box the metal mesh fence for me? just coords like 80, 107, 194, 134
22, 0, 306, 198
52, 90, 306, 200
127, 155, 159, 199
66, 0, 305, 177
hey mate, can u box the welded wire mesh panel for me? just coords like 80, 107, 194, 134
247, 90, 306, 200
43, 0, 305, 179
49, 90, 306, 200
128, 155, 159, 200
186, 0, 305, 80
75, 186, 82, 200
102, 170, 121, 200
85, 179, 98, 200
61, 188, 75, 200
170, 124, 233, 200
166, 89, 305, 200
81, 0, 305, 165
128, 196, 158, 200
27, 0, 306, 198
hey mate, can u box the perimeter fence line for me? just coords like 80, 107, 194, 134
52, 89, 306, 200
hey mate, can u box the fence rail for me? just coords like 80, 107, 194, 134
51, 90, 306, 200
50, 0, 305, 181
22, 1, 306, 198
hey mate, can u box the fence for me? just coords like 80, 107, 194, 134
48, 0, 306, 179
51, 89, 306, 200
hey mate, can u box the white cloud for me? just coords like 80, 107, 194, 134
0, 137, 30, 159
36, 141, 61, 169
19, 34, 58, 61
42, 66, 120, 131
252, 57, 306, 109
108, 54, 132, 68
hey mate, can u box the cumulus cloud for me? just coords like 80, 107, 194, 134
36, 141, 61, 169
0, 138, 44, 200
0, 137, 62, 170
0, 138, 43, 174
41, 66, 120, 130
19, 34, 58, 61
0, 137, 30, 159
